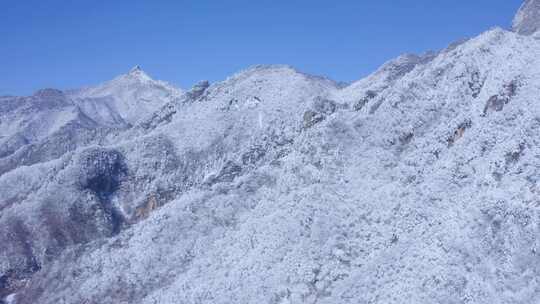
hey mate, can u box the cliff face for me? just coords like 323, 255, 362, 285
513, 0, 540, 35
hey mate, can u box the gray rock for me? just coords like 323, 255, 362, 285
513, 0, 540, 35
187, 80, 210, 100
303, 110, 325, 129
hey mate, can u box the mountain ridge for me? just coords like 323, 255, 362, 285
2, 2, 540, 304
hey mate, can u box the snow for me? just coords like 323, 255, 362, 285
5, 293, 16, 304
69, 66, 183, 124
513, 0, 540, 35
2, 3, 540, 304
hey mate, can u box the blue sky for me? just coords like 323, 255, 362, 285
0, 0, 523, 95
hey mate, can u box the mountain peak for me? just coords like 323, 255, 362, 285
125, 65, 152, 82
512, 0, 540, 35
129, 65, 143, 74
33, 88, 65, 99
64, 65, 183, 125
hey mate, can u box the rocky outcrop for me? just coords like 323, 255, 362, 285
303, 97, 337, 129
186, 80, 210, 100
513, 0, 540, 35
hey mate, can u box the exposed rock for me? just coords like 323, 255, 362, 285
482, 80, 520, 115
513, 0, 540, 35
241, 145, 266, 165
135, 195, 159, 220
303, 97, 337, 128
447, 120, 472, 147
353, 90, 377, 111
303, 110, 325, 129
213, 161, 243, 184
187, 80, 210, 100
312, 97, 336, 115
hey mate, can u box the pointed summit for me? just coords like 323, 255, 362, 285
128, 65, 150, 79
122, 65, 152, 83
512, 0, 540, 35
130, 65, 143, 74
68, 65, 183, 124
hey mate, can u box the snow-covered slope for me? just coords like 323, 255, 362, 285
0, 68, 181, 177
69, 66, 183, 125
0, 89, 74, 157
0, 88, 114, 176
513, 0, 540, 35
2, 2, 540, 304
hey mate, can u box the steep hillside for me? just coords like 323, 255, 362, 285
68, 66, 183, 125
2, 2, 540, 304
513, 0, 540, 35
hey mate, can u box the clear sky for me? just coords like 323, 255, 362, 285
0, 0, 524, 96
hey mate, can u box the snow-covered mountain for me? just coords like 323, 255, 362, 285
2, 2, 540, 304
513, 0, 540, 35
69, 66, 183, 125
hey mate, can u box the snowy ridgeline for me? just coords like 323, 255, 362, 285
2, 3, 540, 304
